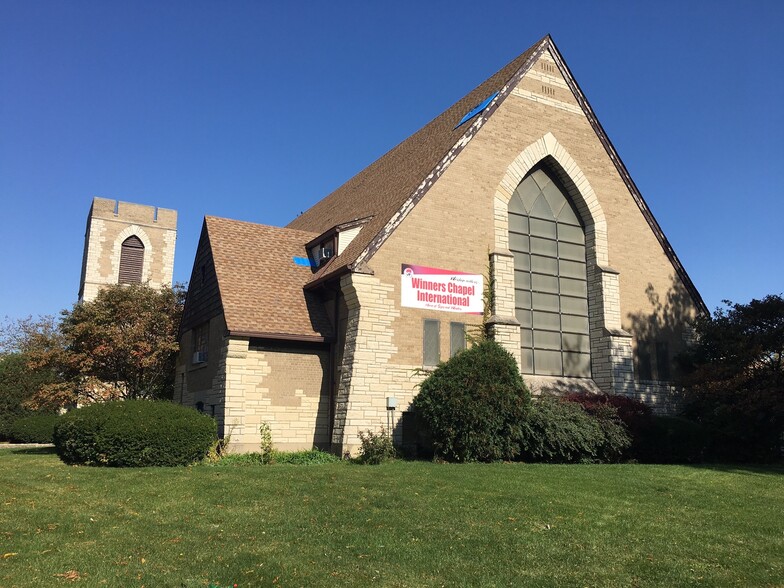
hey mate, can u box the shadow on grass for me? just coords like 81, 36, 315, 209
685, 463, 784, 477
10, 446, 57, 455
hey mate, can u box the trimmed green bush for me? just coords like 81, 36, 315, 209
414, 340, 531, 462
589, 403, 633, 462
53, 400, 217, 467
520, 395, 630, 463
8, 413, 59, 444
0, 353, 57, 441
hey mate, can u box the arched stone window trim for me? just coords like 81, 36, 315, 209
111, 225, 153, 286
489, 132, 633, 394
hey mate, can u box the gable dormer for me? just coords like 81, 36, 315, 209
305, 217, 372, 269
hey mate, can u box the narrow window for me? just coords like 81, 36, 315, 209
635, 341, 653, 381
118, 236, 144, 284
450, 322, 466, 357
192, 322, 209, 364
423, 319, 440, 367
655, 341, 671, 381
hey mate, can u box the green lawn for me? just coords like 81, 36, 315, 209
0, 448, 782, 587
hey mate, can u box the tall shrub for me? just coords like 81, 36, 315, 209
414, 340, 531, 462
0, 352, 58, 439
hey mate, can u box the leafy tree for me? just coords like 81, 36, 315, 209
14, 284, 185, 408
0, 315, 62, 356
679, 294, 784, 461
0, 316, 62, 433
0, 353, 57, 439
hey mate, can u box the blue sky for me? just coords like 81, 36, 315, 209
1, 0, 782, 321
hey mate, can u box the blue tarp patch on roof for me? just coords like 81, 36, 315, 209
455, 91, 499, 129
293, 256, 312, 267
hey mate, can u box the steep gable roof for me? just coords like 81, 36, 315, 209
287, 35, 706, 314
202, 216, 333, 341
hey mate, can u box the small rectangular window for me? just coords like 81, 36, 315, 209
423, 320, 440, 367
450, 322, 466, 357
655, 341, 671, 381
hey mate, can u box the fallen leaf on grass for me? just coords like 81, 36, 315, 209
3, 552, 18, 558
55, 570, 83, 581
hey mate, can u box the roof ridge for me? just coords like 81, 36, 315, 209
284, 34, 705, 314
206, 215, 319, 239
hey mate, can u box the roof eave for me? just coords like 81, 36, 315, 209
228, 330, 332, 344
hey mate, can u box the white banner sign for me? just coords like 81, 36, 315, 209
401, 264, 483, 314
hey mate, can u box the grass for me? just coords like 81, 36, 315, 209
0, 448, 782, 587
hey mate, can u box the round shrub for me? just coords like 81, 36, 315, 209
9, 413, 59, 443
413, 340, 531, 462
53, 400, 217, 467
589, 403, 633, 462
520, 395, 630, 463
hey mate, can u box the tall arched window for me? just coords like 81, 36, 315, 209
119, 235, 145, 284
508, 165, 591, 377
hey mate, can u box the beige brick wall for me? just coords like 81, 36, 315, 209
178, 318, 332, 453
80, 197, 177, 300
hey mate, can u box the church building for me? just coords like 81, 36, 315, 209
176, 35, 706, 455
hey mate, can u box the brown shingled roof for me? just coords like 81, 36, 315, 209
287, 36, 549, 284
205, 216, 333, 341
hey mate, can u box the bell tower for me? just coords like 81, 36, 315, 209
78, 197, 177, 301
